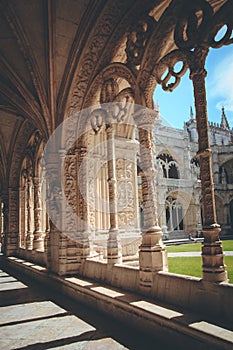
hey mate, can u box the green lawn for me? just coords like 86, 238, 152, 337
168, 256, 233, 284
166, 240, 233, 253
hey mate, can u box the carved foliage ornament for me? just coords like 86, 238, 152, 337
126, 15, 157, 67
174, 0, 233, 50
154, 0, 233, 91
90, 78, 135, 133
153, 50, 188, 92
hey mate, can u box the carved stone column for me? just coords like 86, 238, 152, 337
4, 188, 19, 256
134, 108, 168, 289
190, 48, 228, 282
106, 121, 122, 265
25, 176, 34, 250
33, 177, 44, 251
77, 135, 93, 261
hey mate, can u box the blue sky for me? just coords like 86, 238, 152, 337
154, 45, 233, 130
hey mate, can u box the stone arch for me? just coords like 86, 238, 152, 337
9, 121, 36, 188
156, 152, 180, 179
164, 188, 199, 237
220, 158, 233, 184
215, 194, 227, 226
83, 62, 140, 108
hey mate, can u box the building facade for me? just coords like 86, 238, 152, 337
154, 107, 233, 239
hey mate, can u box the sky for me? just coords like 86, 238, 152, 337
153, 44, 233, 130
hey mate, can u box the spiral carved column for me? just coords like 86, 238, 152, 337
106, 121, 122, 265
33, 177, 44, 251
190, 48, 228, 282
25, 176, 34, 250
134, 108, 168, 289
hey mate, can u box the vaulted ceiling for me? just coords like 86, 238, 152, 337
0, 0, 231, 190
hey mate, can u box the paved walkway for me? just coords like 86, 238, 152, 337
0, 263, 173, 350
168, 251, 233, 257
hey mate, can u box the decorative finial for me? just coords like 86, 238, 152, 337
190, 106, 194, 120
220, 106, 230, 130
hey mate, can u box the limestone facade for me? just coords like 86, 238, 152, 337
153, 107, 233, 240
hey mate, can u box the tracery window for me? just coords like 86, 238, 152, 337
165, 195, 183, 231
191, 157, 200, 179
156, 153, 179, 179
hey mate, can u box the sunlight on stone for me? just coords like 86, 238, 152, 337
0, 301, 67, 325
65, 277, 93, 287
91, 286, 125, 298
130, 301, 183, 319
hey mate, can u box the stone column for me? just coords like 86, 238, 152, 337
0, 202, 3, 251
134, 108, 168, 289
190, 48, 228, 282
77, 136, 92, 261
1, 196, 8, 255
19, 175, 26, 248
106, 120, 122, 265
4, 188, 19, 256
33, 177, 44, 251
25, 176, 34, 250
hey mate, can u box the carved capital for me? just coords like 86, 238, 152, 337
134, 107, 158, 130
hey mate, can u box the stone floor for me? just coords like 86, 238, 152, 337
0, 263, 173, 350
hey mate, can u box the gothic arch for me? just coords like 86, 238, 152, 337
9, 121, 36, 188
156, 151, 180, 179
220, 158, 233, 184
215, 194, 228, 226
137, 1, 233, 108
61, 1, 149, 121
83, 62, 140, 108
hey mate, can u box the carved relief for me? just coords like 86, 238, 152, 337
126, 15, 156, 68
69, 1, 132, 115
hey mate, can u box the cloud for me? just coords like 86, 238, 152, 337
208, 50, 233, 113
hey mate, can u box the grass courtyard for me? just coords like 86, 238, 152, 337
167, 240, 233, 284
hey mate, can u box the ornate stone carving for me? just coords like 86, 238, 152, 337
153, 50, 188, 92
126, 15, 156, 67
152, 0, 233, 282
134, 107, 168, 288
33, 176, 44, 250
84, 63, 138, 108
68, 1, 131, 115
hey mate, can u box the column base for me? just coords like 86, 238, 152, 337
25, 232, 34, 250
139, 226, 168, 289
79, 230, 95, 262
202, 225, 228, 283
202, 269, 228, 283
33, 231, 45, 251
107, 229, 122, 265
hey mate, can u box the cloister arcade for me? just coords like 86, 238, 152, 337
0, 0, 233, 334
